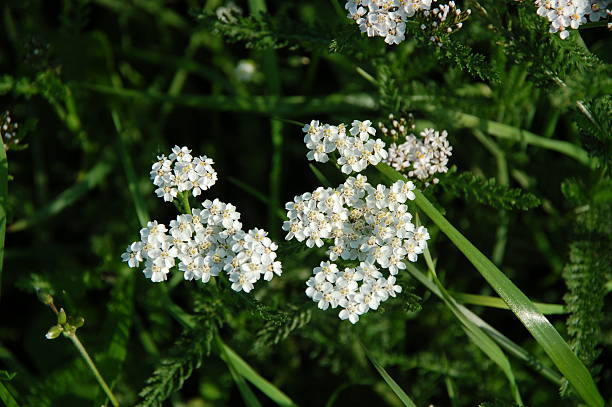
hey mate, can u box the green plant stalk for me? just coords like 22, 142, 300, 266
65, 333, 120, 407
111, 106, 149, 228
180, 191, 191, 213
377, 163, 603, 406
0, 135, 7, 301
473, 130, 509, 265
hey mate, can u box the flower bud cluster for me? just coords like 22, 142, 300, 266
535, 0, 610, 39
1, 111, 20, 151
150, 146, 218, 202
386, 127, 452, 185
124, 147, 282, 292
216, 1, 243, 23
303, 119, 387, 174
419, 1, 471, 46
283, 175, 430, 323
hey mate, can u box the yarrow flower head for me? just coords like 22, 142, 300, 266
380, 114, 452, 185
124, 147, 282, 292
150, 145, 218, 202
533, 0, 611, 39
302, 119, 388, 174
283, 175, 430, 324
344, 0, 470, 45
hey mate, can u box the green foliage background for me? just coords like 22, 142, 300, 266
0, 0, 610, 406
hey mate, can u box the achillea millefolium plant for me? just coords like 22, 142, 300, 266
0, 0, 610, 406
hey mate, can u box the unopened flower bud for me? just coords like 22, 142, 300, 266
58, 308, 67, 325
45, 325, 63, 340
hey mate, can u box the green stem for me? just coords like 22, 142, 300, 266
66, 333, 120, 407
180, 191, 191, 213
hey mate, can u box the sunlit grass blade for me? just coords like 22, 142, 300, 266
361, 343, 418, 407
0, 136, 7, 300
376, 163, 603, 406
8, 155, 113, 233
217, 338, 296, 407
451, 292, 566, 315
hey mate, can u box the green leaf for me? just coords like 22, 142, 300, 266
361, 343, 418, 407
216, 337, 296, 407
376, 163, 603, 407
224, 348, 263, 407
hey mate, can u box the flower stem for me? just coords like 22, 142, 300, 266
180, 191, 191, 213
67, 332, 120, 407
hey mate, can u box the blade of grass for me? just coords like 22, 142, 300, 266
421, 251, 522, 405
0, 136, 7, 300
222, 345, 264, 407
452, 292, 566, 315
361, 343, 418, 407
269, 120, 283, 239
406, 264, 563, 386
0, 381, 19, 407
216, 337, 296, 407
111, 79, 149, 227
376, 162, 603, 406
308, 164, 332, 187
8, 154, 113, 232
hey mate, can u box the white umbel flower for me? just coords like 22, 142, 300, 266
151, 145, 217, 202
534, 0, 611, 39
124, 148, 282, 293
283, 175, 429, 324
303, 119, 387, 175
385, 127, 452, 185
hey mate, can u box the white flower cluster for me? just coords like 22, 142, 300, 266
150, 146, 218, 202
386, 128, 452, 184
283, 175, 430, 323
345, 0, 433, 44
535, 0, 611, 39
303, 120, 387, 174
122, 201, 282, 291
345, 0, 469, 45
124, 147, 282, 292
